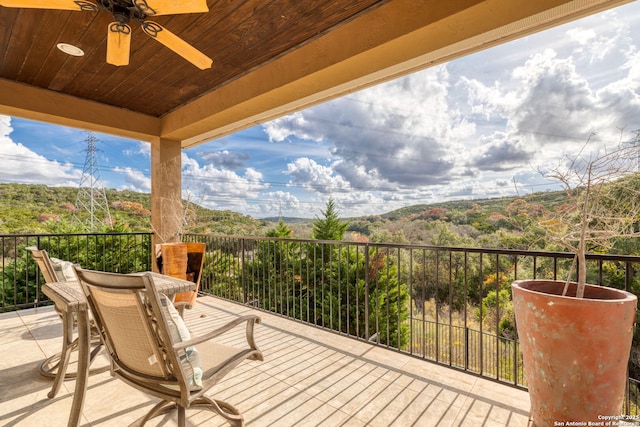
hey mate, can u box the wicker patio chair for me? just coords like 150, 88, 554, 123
26, 246, 108, 398
73, 266, 263, 427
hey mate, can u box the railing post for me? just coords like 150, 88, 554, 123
241, 238, 246, 304
364, 243, 370, 341
495, 253, 500, 380
513, 337, 518, 385
465, 326, 469, 370
435, 250, 439, 362
479, 252, 483, 376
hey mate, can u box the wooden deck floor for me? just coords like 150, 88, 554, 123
0, 295, 531, 426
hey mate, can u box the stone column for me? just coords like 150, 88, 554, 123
150, 137, 183, 260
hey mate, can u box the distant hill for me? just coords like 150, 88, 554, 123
0, 183, 572, 237
2, 173, 637, 243
378, 190, 568, 221
261, 216, 313, 224
0, 184, 267, 235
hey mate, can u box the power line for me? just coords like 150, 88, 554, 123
0, 150, 562, 197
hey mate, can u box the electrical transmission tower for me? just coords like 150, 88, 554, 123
74, 133, 112, 231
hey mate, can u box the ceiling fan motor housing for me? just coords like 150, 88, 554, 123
95, 0, 153, 23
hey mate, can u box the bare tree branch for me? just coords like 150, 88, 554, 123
539, 138, 640, 298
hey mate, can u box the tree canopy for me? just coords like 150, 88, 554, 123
311, 198, 349, 241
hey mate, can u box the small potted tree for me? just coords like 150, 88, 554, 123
512, 138, 640, 426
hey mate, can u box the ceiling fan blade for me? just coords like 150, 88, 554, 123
142, 22, 212, 70
0, 0, 96, 10
134, 0, 208, 16
106, 22, 131, 66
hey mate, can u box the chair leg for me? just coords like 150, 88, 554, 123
178, 406, 186, 427
193, 396, 244, 427
39, 315, 109, 397
44, 310, 74, 398
130, 400, 177, 426
132, 398, 243, 427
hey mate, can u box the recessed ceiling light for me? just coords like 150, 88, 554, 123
57, 43, 84, 57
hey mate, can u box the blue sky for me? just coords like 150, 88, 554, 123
2, 2, 640, 219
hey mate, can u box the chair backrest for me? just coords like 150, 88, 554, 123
73, 267, 189, 387
27, 246, 63, 283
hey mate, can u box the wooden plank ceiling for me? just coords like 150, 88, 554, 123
0, 0, 387, 117
0, 0, 633, 148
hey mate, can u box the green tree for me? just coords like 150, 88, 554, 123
411, 222, 477, 311
2, 255, 39, 309
315, 245, 410, 348
475, 288, 516, 338
244, 238, 303, 317
312, 198, 348, 241
266, 220, 293, 238
202, 249, 243, 301
2, 221, 152, 310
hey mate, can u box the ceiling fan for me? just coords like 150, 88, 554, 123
0, 0, 213, 69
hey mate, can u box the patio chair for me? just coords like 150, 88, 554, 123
73, 266, 263, 427
27, 246, 65, 284
26, 246, 108, 398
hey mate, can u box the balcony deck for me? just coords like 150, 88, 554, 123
1, 295, 530, 427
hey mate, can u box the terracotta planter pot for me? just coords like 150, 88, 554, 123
156, 243, 188, 280
173, 242, 206, 306
512, 280, 637, 426
156, 242, 206, 306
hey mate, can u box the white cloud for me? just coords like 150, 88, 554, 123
264, 112, 324, 143
285, 158, 351, 193
260, 191, 301, 216
181, 152, 269, 210
258, 12, 640, 215
462, 46, 640, 179
198, 149, 250, 170
123, 141, 150, 157
113, 166, 151, 192
567, 27, 597, 45
0, 116, 81, 186
266, 66, 476, 190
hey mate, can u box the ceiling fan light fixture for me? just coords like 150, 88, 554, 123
57, 43, 84, 56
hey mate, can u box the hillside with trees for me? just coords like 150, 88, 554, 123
343, 172, 640, 257
1, 175, 639, 260
0, 183, 268, 236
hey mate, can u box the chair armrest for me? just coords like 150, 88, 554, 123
174, 315, 261, 350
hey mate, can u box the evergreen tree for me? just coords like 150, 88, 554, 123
266, 220, 293, 238
312, 198, 348, 241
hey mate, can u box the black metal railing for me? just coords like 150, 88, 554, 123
184, 234, 640, 413
0, 232, 152, 311
3, 232, 640, 412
